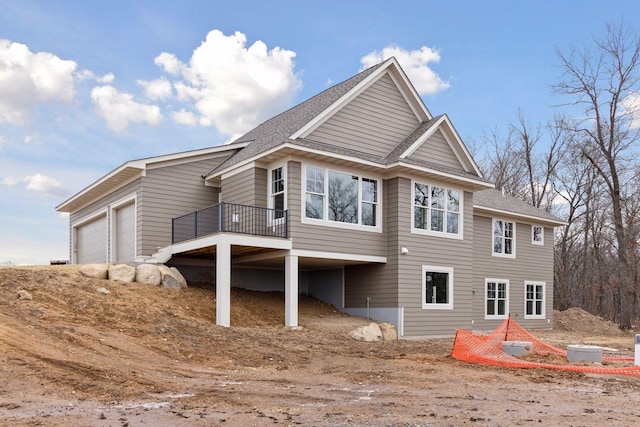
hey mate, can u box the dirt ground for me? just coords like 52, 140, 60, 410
1, 266, 640, 426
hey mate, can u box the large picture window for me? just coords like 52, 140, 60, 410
485, 279, 509, 319
525, 281, 545, 319
493, 219, 515, 257
304, 165, 379, 229
422, 265, 454, 310
413, 182, 461, 238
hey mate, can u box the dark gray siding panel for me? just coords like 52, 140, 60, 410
307, 74, 420, 157
408, 129, 463, 170
139, 157, 226, 256
472, 215, 555, 331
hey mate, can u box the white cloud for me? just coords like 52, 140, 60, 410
91, 85, 163, 132
153, 29, 301, 138
360, 45, 450, 96
76, 70, 115, 84
138, 77, 172, 100
1, 176, 19, 186
172, 109, 197, 126
23, 173, 68, 196
622, 91, 640, 128
0, 39, 77, 125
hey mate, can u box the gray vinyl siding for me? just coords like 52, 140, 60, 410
138, 157, 226, 256
307, 73, 420, 157
287, 161, 385, 257
395, 178, 475, 337
221, 167, 267, 207
345, 177, 401, 308
408, 129, 463, 170
472, 215, 555, 331
69, 179, 141, 262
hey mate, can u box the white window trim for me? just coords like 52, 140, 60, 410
109, 193, 137, 263
268, 164, 287, 225
484, 278, 509, 320
531, 225, 544, 246
492, 218, 516, 258
422, 265, 454, 310
301, 162, 382, 233
71, 208, 108, 264
524, 281, 546, 319
411, 179, 464, 240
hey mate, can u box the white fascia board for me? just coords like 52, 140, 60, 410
473, 205, 568, 227
399, 115, 445, 159
290, 58, 430, 140
388, 161, 494, 189
385, 57, 432, 121
290, 249, 387, 264
170, 233, 292, 255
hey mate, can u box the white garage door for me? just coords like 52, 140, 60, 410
114, 202, 135, 262
76, 215, 107, 264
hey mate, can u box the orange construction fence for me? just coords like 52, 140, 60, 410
451, 317, 640, 376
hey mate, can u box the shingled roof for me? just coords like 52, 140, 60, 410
206, 61, 386, 177
473, 189, 566, 225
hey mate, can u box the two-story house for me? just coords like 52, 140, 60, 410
56, 58, 565, 337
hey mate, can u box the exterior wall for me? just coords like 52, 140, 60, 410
396, 178, 475, 337
472, 215, 555, 331
287, 160, 386, 257
408, 129, 463, 170
307, 73, 420, 158
69, 179, 141, 262
221, 166, 267, 207
138, 156, 227, 257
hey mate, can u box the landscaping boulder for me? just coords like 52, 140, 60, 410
157, 265, 181, 290
379, 322, 398, 341
349, 322, 383, 342
169, 267, 188, 288
108, 264, 136, 283
79, 263, 109, 279
135, 264, 162, 286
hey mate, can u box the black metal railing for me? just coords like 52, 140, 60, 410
172, 202, 288, 243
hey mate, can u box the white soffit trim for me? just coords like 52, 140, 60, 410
291, 249, 387, 264
473, 205, 568, 226
290, 58, 431, 140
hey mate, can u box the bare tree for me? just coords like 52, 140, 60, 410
554, 23, 640, 329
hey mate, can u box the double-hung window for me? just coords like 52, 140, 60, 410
525, 281, 545, 318
304, 165, 379, 229
413, 182, 461, 238
485, 279, 509, 319
532, 225, 544, 245
493, 219, 515, 257
269, 166, 285, 220
422, 265, 454, 310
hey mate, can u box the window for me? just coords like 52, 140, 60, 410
413, 182, 461, 238
485, 279, 509, 319
422, 265, 454, 310
532, 225, 544, 245
525, 281, 545, 318
304, 165, 379, 228
493, 219, 515, 257
270, 166, 285, 220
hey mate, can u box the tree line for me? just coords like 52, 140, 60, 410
476, 23, 640, 329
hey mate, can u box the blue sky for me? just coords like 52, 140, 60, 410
0, 0, 637, 265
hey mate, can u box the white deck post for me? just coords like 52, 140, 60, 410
216, 241, 231, 327
285, 253, 299, 328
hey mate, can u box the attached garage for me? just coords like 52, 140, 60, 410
113, 201, 136, 262
75, 214, 107, 264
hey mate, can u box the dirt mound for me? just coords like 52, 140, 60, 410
553, 307, 625, 336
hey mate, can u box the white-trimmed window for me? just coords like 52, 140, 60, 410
422, 265, 454, 310
304, 165, 380, 229
525, 281, 545, 319
485, 279, 509, 319
269, 165, 286, 220
493, 219, 515, 257
532, 225, 544, 245
412, 182, 462, 238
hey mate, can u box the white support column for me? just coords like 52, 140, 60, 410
285, 254, 299, 328
216, 241, 231, 327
